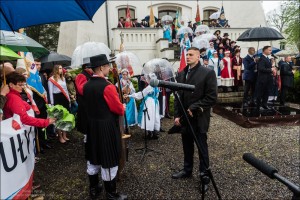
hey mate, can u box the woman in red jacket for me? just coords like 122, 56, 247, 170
4, 72, 55, 127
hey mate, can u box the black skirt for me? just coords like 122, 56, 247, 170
54, 93, 70, 111
86, 117, 121, 168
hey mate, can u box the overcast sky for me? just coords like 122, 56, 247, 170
262, 1, 281, 14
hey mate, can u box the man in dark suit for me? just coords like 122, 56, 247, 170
242, 47, 258, 106
256, 46, 276, 109
280, 56, 294, 105
172, 47, 217, 192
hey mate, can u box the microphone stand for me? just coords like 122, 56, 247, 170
135, 91, 162, 162
173, 91, 221, 200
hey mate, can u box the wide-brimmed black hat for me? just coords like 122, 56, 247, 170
88, 54, 111, 68
223, 33, 229, 37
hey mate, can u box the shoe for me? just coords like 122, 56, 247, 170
160, 128, 165, 132
172, 169, 192, 179
104, 178, 127, 200
89, 175, 102, 199
152, 131, 159, 140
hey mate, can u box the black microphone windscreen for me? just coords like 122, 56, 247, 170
150, 78, 159, 87
243, 153, 278, 179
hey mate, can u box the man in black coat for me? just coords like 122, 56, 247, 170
256, 46, 276, 109
242, 47, 258, 106
280, 56, 294, 105
172, 47, 217, 192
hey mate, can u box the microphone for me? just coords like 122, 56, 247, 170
150, 79, 195, 91
243, 153, 278, 179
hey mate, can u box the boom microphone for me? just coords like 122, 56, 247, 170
243, 153, 278, 179
150, 79, 195, 91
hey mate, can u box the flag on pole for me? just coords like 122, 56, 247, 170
149, 4, 155, 27
195, 2, 201, 25
178, 48, 187, 72
125, 5, 132, 28
175, 9, 181, 30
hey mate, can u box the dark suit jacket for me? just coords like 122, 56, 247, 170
174, 62, 217, 133
243, 55, 257, 81
257, 55, 273, 83
280, 62, 294, 87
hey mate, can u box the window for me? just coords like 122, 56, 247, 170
202, 9, 218, 25
158, 10, 177, 19
280, 41, 286, 50
118, 8, 135, 19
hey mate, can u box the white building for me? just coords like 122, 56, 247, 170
58, 1, 280, 73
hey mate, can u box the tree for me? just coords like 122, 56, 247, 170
266, 3, 289, 33
284, 0, 300, 51
25, 23, 60, 53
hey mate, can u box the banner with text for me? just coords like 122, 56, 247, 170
0, 117, 35, 200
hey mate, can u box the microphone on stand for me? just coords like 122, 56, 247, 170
150, 79, 195, 91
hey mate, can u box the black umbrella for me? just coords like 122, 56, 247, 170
40, 51, 71, 71
237, 27, 284, 41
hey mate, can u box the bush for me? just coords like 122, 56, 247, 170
287, 70, 300, 103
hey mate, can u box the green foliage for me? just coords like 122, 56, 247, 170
287, 70, 300, 103
284, 0, 300, 51
26, 23, 60, 53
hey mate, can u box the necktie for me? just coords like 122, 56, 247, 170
186, 68, 191, 80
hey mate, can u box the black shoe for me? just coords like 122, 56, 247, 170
89, 175, 102, 199
104, 179, 127, 200
172, 170, 192, 179
152, 131, 159, 140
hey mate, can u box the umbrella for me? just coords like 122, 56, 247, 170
177, 27, 193, 36
71, 42, 111, 68
0, 30, 49, 57
144, 15, 159, 23
0, 45, 22, 61
115, 51, 141, 76
192, 37, 210, 49
209, 12, 221, 20
194, 25, 210, 35
161, 15, 173, 23
257, 47, 282, 57
143, 58, 175, 81
237, 27, 284, 41
0, 0, 106, 31
40, 52, 71, 70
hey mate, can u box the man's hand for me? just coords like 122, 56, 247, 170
174, 117, 181, 126
49, 118, 56, 125
0, 85, 9, 96
187, 109, 193, 117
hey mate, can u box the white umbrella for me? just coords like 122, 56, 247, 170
194, 25, 210, 34
71, 42, 111, 68
143, 58, 175, 81
192, 37, 210, 49
161, 15, 173, 23
115, 51, 141, 76
176, 26, 193, 36
209, 12, 221, 20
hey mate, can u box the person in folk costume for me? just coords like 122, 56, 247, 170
209, 50, 222, 86
268, 56, 280, 102
163, 20, 172, 43
25, 55, 52, 151
180, 32, 191, 53
206, 41, 215, 59
171, 18, 178, 44
229, 41, 237, 55
83, 54, 127, 200
232, 49, 243, 92
223, 38, 231, 51
48, 65, 71, 144
65, 73, 78, 114
220, 50, 234, 92
116, 68, 138, 126
125, 72, 160, 140
199, 48, 207, 66
155, 19, 163, 28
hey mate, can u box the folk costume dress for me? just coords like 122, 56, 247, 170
48, 77, 70, 111
129, 85, 160, 132
220, 57, 234, 86
209, 57, 221, 86
116, 78, 138, 126
83, 75, 124, 180
163, 24, 172, 43
232, 55, 243, 87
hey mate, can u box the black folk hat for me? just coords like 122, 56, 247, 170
88, 54, 111, 69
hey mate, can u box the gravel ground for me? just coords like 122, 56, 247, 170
33, 114, 299, 200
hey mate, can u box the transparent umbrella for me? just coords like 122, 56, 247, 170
161, 15, 173, 23
209, 12, 221, 20
177, 26, 193, 36
192, 37, 210, 49
198, 33, 217, 41
115, 51, 141, 76
143, 58, 175, 82
194, 25, 210, 35
71, 42, 111, 68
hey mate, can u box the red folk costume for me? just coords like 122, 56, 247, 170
232, 55, 243, 87
221, 56, 234, 86
3, 89, 50, 127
